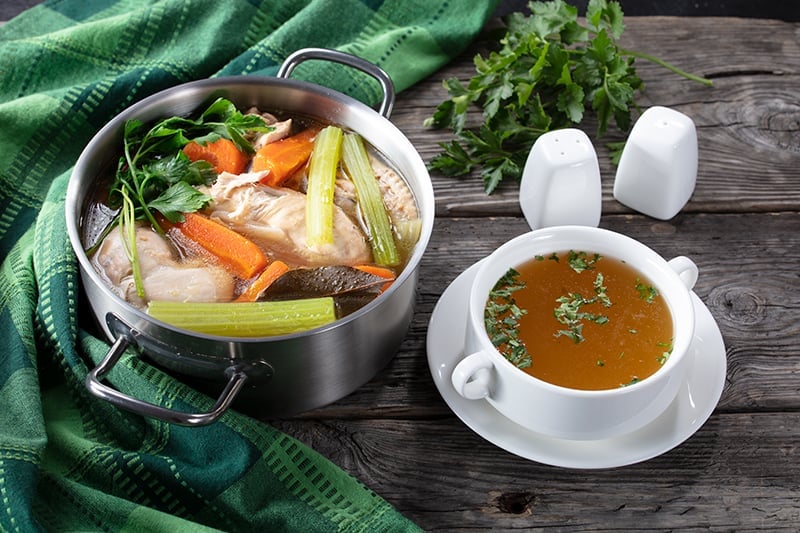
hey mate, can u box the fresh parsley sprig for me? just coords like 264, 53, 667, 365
99, 97, 272, 296
109, 97, 270, 229
425, 0, 712, 193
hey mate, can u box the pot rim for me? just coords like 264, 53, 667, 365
66, 74, 434, 343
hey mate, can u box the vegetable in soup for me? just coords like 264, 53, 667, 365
82, 97, 421, 336
485, 250, 673, 390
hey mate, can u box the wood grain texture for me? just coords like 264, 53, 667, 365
3, 6, 797, 531
388, 17, 800, 217
262, 15, 800, 531
272, 413, 800, 530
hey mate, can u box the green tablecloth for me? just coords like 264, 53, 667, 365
0, 1, 497, 530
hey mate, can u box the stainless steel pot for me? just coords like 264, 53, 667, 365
65, 48, 434, 426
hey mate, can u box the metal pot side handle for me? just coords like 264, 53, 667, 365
85, 335, 248, 426
277, 47, 396, 119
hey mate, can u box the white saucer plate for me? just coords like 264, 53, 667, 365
426, 261, 727, 469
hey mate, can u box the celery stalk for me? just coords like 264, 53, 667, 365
342, 133, 400, 266
306, 126, 343, 248
393, 218, 422, 263
147, 297, 336, 337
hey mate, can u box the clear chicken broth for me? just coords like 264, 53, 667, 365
486, 250, 674, 390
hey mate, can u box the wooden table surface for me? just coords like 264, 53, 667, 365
3, 8, 798, 531
271, 15, 800, 530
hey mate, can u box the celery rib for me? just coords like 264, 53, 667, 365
147, 297, 336, 337
306, 126, 343, 248
342, 133, 400, 266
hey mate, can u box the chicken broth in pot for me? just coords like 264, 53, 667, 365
81, 99, 421, 337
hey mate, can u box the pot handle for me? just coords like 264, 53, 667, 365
85, 335, 248, 426
277, 47, 396, 119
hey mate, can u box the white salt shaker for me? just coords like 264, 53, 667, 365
613, 106, 698, 220
519, 128, 601, 230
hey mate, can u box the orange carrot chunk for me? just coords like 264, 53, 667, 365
354, 264, 396, 293
236, 260, 290, 302
252, 127, 320, 187
183, 138, 249, 174
176, 212, 267, 279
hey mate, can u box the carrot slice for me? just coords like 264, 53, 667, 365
183, 138, 249, 174
176, 212, 267, 279
354, 264, 396, 293
252, 127, 320, 187
236, 260, 290, 302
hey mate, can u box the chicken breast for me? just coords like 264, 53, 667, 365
203, 172, 371, 266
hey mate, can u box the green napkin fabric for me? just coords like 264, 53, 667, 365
0, 1, 497, 531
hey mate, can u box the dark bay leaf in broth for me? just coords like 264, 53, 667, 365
258, 265, 387, 302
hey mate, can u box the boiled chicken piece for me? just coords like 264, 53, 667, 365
369, 154, 419, 223
92, 224, 174, 286
203, 172, 371, 266
92, 224, 235, 308
131, 266, 235, 306
252, 118, 293, 151
244, 108, 293, 150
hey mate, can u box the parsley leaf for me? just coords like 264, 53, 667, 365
425, 0, 711, 193
102, 97, 271, 296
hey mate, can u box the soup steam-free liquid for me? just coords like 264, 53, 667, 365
495, 251, 674, 390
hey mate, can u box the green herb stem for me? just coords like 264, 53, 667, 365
621, 48, 713, 87
119, 188, 145, 298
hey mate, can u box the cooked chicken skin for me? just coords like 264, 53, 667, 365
92, 224, 235, 308
202, 172, 371, 266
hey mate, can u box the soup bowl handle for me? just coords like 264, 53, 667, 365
668, 256, 699, 290
451, 351, 494, 400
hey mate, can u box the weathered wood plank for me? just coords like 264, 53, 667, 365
274, 412, 800, 531
388, 17, 800, 217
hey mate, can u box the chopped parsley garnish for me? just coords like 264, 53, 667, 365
635, 278, 659, 303
567, 250, 602, 273
485, 268, 531, 368
553, 272, 612, 343
657, 340, 673, 365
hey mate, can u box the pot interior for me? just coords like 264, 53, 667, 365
67, 75, 434, 364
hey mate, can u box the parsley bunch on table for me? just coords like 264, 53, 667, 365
425, 0, 711, 194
